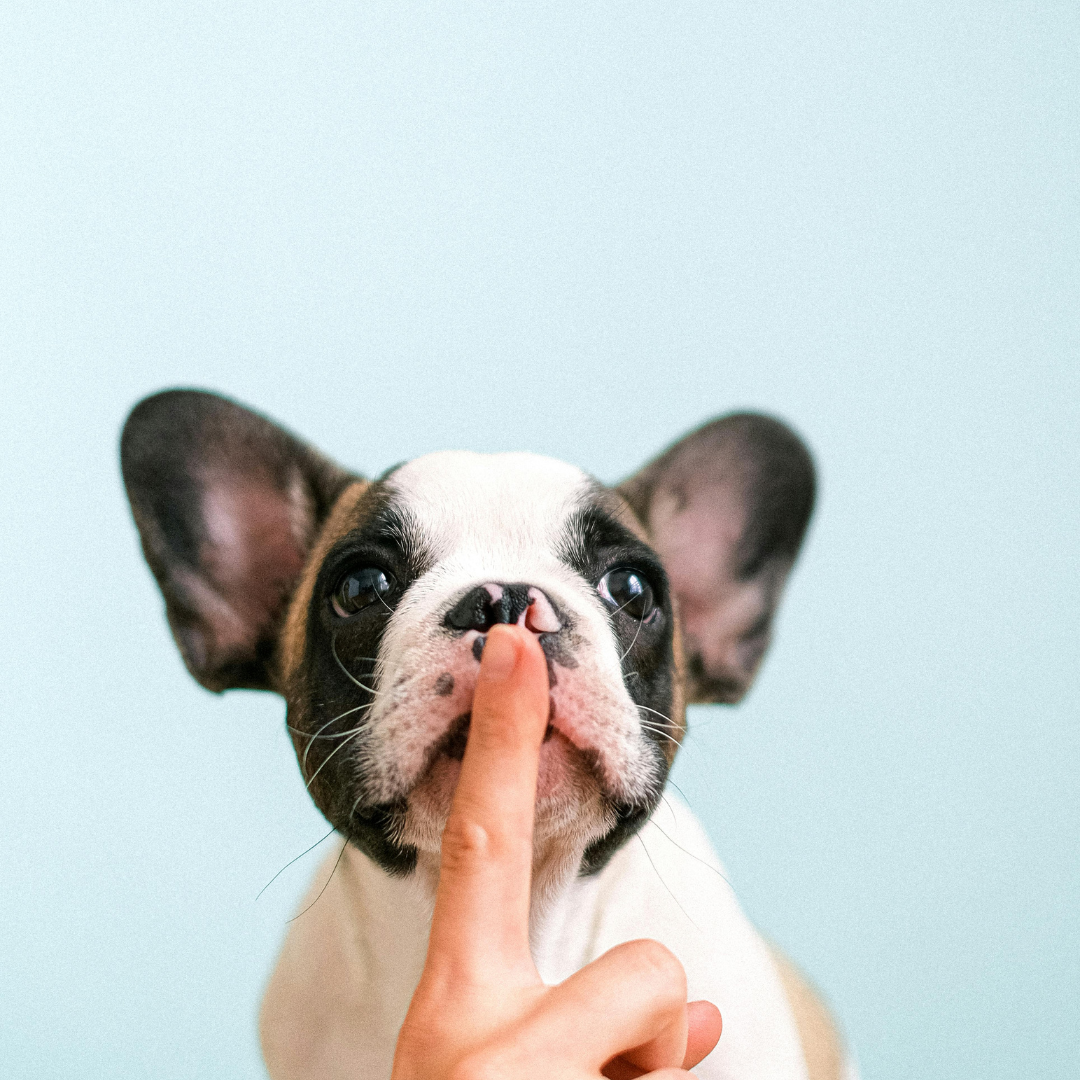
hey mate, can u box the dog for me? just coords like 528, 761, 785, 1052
121, 389, 850, 1080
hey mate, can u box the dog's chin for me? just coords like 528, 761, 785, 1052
397, 729, 616, 896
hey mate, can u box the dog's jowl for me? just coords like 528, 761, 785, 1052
121, 389, 847, 1080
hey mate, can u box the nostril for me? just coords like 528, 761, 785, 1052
523, 601, 552, 634
445, 587, 493, 632
445, 584, 519, 632
524, 587, 562, 633
446, 583, 564, 637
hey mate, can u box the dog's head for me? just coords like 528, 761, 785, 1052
121, 390, 813, 890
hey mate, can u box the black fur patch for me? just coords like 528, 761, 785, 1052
559, 501, 677, 876
287, 483, 434, 875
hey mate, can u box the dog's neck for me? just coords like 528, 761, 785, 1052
272, 839, 591, 1057
411, 818, 605, 931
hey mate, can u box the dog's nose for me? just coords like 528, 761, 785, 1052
444, 583, 561, 634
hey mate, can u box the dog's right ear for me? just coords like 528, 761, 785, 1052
120, 390, 355, 693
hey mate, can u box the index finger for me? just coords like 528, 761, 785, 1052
426, 624, 550, 984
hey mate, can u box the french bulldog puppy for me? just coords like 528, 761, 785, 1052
121, 389, 848, 1080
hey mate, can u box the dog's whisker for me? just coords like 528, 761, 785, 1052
636, 714, 670, 728
654, 787, 680, 828
255, 827, 336, 902
289, 722, 369, 743
331, 634, 381, 696
637, 719, 676, 737
636, 715, 673, 730
636, 717, 678, 744
286, 839, 348, 924
635, 703, 674, 725
300, 700, 373, 738
300, 701, 375, 771
637, 720, 682, 749
305, 635, 383, 772
607, 593, 643, 619
305, 726, 367, 790
301, 714, 344, 772
620, 608, 646, 662
634, 833, 700, 933
652, 800, 733, 890
665, 776, 693, 806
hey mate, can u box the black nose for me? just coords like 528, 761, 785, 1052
445, 583, 533, 633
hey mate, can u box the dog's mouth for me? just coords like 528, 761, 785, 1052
404, 699, 606, 836
434, 709, 558, 762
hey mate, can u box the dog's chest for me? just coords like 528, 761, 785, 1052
268, 799, 807, 1080
535, 799, 808, 1080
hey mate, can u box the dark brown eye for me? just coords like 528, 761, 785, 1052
598, 568, 655, 621
332, 567, 393, 617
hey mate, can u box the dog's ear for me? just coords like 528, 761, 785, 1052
120, 390, 355, 693
619, 413, 815, 704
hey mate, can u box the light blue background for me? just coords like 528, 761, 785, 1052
1, 3, 1077, 1077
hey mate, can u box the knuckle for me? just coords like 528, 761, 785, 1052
626, 938, 687, 998
398, 1011, 449, 1049
439, 818, 492, 872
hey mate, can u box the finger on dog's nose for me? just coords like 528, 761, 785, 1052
427, 624, 550, 984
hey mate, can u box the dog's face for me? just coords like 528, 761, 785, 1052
121, 391, 813, 887
280, 451, 682, 885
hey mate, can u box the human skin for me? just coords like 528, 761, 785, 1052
391, 624, 723, 1080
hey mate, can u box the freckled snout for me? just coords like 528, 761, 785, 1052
444, 582, 563, 638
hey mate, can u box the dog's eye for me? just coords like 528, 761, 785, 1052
597, 568, 655, 621
332, 567, 393, 617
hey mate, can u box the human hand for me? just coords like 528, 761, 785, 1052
391, 623, 722, 1080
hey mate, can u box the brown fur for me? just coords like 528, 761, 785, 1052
278, 480, 370, 686
604, 485, 687, 759
772, 949, 845, 1080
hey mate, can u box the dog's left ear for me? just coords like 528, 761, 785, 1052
619, 413, 815, 704
121, 389, 355, 693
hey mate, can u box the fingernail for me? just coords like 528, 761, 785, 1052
481, 627, 518, 680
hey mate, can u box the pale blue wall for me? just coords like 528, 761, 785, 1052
1, 4, 1077, 1078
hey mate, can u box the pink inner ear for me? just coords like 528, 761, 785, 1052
197, 477, 307, 661
648, 484, 773, 692
649, 484, 746, 604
